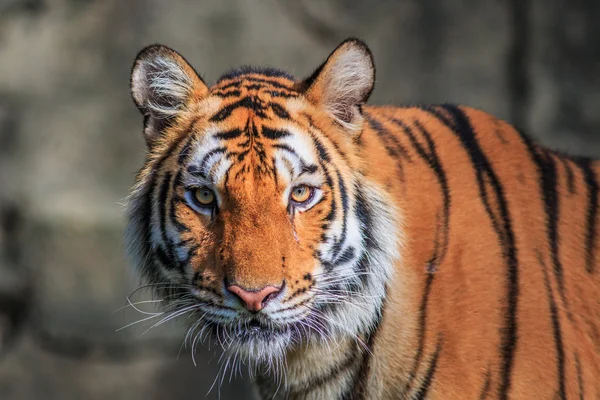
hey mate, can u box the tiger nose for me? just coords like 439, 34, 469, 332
226, 284, 282, 312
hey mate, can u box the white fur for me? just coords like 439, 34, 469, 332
132, 56, 193, 118
319, 47, 374, 133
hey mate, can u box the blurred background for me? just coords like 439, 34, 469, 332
0, 0, 599, 398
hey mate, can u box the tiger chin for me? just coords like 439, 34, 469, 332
125, 38, 599, 399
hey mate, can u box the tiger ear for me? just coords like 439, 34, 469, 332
130, 45, 208, 147
302, 38, 375, 134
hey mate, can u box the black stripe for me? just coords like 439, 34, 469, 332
213, 89, 241, 98
271, 156, 279, 186
180, 244, 200, 266
214, 128, 243, 140
478, 369, 492, 400
353, 289, 387, 400
403, 273, 435, 396
157, 172, 180, 271
310, 133, 338, 224
335, 246, 355, 265
261, 127, 291, 140
364, 112, 412, 183
561, 158, 576, 194
355, 184, 379, 251
418, 105, 457, 131
520, 138, 568, 308
537, 250, 566, 399
209, 100, 241, 122
154, 245, 170, 268
272, 144, 316, 180
412, 336, 443, 400
168, 172, 190, 233
575, 352, 584, 400
301, 164, 319, 175
138, 131, 190, 278
311, 133, 331, 162
177, 130, 198, 166
391, 117, 451, 265
242, 76, 296, 89
270, 102, 290, 119
302, 113, 350, 162
217, 76, 296, 91
430, 105, 519, 400
330, 170, 349, 260
209, 97, 266, 122
266, 90, 298, 99
188, 147, 226, 179
287, 348, 358, 397
576, 157, 598, 274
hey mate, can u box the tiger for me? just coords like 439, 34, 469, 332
125, 38, 600, 399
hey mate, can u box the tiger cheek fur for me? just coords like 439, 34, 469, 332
126, 39, 600, 399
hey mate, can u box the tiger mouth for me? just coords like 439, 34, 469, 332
200, 313, 303, 347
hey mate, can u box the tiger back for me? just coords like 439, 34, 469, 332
126, 38, 600, 399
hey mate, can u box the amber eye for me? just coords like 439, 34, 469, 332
193, 187, 215, 206
290, 185, 313, 204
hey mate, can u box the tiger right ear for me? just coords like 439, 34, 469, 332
302, 38, 375, 134
130, 45, 208, 147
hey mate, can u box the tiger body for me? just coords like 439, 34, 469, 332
126, 39, 600, 399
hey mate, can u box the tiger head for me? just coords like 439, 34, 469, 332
126, 39, 400, 367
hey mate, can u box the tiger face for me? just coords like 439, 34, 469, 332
126, 40, 399, 368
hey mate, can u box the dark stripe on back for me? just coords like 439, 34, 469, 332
575, 352, 584, 400
536, 250, 566, 399
575, 157, 598, 274
426, 105, 519, 400
363, 112, 412, 182
478, 369, 492, 400
390, 116, 451, 266
519, 136, 569, 310
561, 158, 576, 194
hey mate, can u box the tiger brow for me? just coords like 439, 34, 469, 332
273, 143, 318, 178
299, 164, 319, 176
187, 147, 227, 179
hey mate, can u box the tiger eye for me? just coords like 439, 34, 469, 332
291, 185, 313, 203
194, 187, 215, 206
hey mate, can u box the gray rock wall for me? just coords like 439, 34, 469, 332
0, 0, 598, 398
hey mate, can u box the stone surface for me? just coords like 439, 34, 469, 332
528, 0, 600, 157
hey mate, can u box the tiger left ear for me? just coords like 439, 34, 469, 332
302, 38, 375, 134
130, 45, 208, 148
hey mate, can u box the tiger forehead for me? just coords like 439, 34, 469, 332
210, 74, 299, 98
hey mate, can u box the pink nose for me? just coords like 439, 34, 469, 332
227, 284, 282, 312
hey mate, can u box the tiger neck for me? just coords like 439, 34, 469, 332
254, 336, 371, 400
